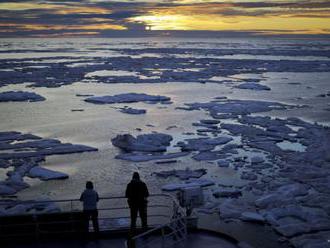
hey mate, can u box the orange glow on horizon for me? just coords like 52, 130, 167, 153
129, 11, 330, 34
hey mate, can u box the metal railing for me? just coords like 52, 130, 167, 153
131, 195, 187, 248
0, 194, 187, 247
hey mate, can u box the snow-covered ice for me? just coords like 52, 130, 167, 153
112, 133, 173, 152
85, 93, 171, 104
0, 91, 45, 102
234, 82, 271, 91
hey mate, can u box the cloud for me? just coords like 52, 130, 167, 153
0, 0, 329, 37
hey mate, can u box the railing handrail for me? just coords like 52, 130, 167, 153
0, 193, 174, 207
0, 193, 188, 247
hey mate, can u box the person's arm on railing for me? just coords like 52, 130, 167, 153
79, 191, 84, 201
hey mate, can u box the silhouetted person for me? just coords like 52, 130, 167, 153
126, 172, 149, 230
80, 181, 100, 234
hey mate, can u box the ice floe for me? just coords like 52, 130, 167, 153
162, 178, 215, 191
0, 198, 60, 216
177, 136, 233, 152
115, 151, 189, 162
0, 91, 45, 102
183, 99, 291, 117
0, 131, 97, 196
213, 188, 242, 198
234, 82, 271, 91
28, 166, 69, 180
85, 93, 170, 104
119, 107, 146, 115
155, 168, 206, 180
112, 133, 172, 152
261, 205, 330, 237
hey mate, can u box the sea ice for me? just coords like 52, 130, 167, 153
219, 199, 253, 219
115, 151, 189, 162
234, 82, 271, 91
240, 212, 265, 223
217, 160, 230, 167
213, 188, 241, 198
250, 156, 265, 164
162, 178, 215, 191
0, 131, 97, 196
192, 151, 230, 161
177, 136, 233, 152
290, 231, 330, 248
262, 205, 330, 237
85, 93, 170, 104
119, 107, 146, 115
155, 168, 207, 180
184, 99, 290, 116
111, 133, 173, 152
0, 184, 16, 195
28, 166, 69, 180
0, 91, 45, 102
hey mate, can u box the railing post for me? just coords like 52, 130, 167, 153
161, 226, 165, 248
34, 214, 40, 241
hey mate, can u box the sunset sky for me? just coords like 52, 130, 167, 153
0, 0, 329, 37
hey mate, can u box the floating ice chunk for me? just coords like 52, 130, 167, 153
219, 199, 252, 219
1, 204, 29, 215
115, 152, 189, 162
0, 131, 40, 142
155, 168, 206, 180
256, 194, 291, 209
200, 119, 220, 125
213, 188, 241, 198
119, 107, 146, 115
0, 159, 10, 168
177, 136, 233, 152
0, 184, 16, 195
277, 183, 310, 198
217, 160, 230, 167
192, 151, 230, 161
250, 156, 265, 164
262, 205, 330, 237
240, 212, 265, 223
0, 91, 45, 102
255, 184, 310, 209
0, 198, 61, 216
112, 133, 173, 152
0, 131, 97, 196
241, 172, 258, 181
162, 178, 214, 191
290, 231, 330, 248
28, 166, 69, 180
185, 99, 289, 116
85, 70, 138, 78
85, 93, 170, 104
299, 193, 330, 214
0, 144, 97, 159
235, 82, 271, 91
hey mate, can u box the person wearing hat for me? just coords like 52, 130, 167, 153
125, 172, 149, 230
80, 181, 100, 233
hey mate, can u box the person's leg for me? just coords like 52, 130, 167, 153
139, 204, 148, 229
130, 206, 138, 230
83, 210, 90, 233
91, 210, 99, 233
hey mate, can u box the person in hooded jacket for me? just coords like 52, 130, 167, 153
125, 172, 149, 230
80, 181, 99, 233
